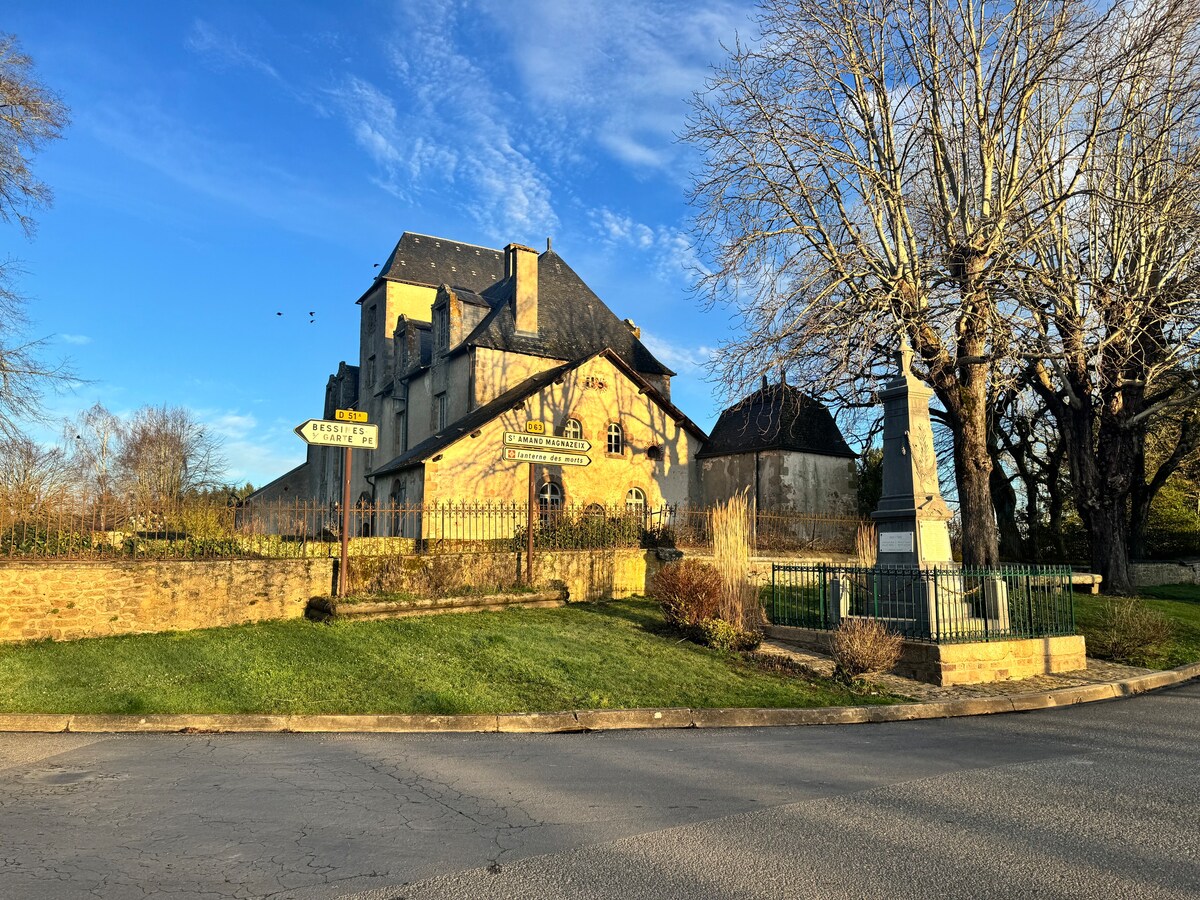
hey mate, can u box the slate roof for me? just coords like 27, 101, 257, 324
697, 381, 856, 460
368, 349, 707, 479
455, 250, 674, 377
373, 232, 506, 295
360, 234, 671, 378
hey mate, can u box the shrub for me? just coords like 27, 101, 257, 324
694, 618, 762, 652
830, 618, 902, 683
1087, 598, 1175, 666
650, 559, 722, 627
0, 523, 93, 556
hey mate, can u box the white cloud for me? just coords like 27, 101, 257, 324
589, 207, 702, 280
59, 334, 92, 345
327, 51, 557, 240
87, 103, 363, 244
639, 331, 715, 377
479, 0, 747, 176
185, 20, 280, 80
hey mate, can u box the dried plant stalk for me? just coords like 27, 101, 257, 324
710, 491, 761, 632
855, 522, 877, 567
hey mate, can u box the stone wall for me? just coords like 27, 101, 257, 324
1132, 561, 1200, 587
0, 559, 334, 643
767, 624, 1088, 686
349, 548, 657, 602
0, 548, 848, 644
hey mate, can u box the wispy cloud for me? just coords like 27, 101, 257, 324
589, 207, 702, 281
639, 332, 715, 377
480, 0, 747, 176
185, 19, 280, 80
320, 3, 560, 241
193, 409, 305, 486
87, 102, 364, 244
59, 333, 92, 345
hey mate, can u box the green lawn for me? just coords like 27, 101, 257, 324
1075, 584, 1200, 668
0, 599, 894, 715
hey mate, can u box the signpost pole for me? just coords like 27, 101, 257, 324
340, 445, 351, 598
526, 463, 535, 586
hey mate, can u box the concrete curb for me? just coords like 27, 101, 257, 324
1, 662, 1197, 735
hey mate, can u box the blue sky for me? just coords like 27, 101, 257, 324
5, 1, 758, 487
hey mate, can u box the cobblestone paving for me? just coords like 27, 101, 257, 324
758, 639, 1154, 702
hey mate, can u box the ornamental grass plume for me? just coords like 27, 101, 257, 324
855, 521, 877, 567
710, 490, 761, 632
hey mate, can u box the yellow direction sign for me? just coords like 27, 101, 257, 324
503, 446, 591, 467
503, 431, 591, 453
335, 408, 368, 423
525, 421, 545, 434
295, 419, 379, 449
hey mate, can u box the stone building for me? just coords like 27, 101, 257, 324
697, 377, 857, 515
249, 232, 707, 533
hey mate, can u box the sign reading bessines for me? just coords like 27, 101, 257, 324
294, 419, 379, 449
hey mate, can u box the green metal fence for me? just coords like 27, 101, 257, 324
769, 564, 1076, 643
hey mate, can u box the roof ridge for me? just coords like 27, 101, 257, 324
404, 232, 502, 253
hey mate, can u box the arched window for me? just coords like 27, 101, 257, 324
606, 422, 624, 455
625, 487, 646, 512
538, 482, 563, 509
561, 418, 583, 440
583, 502, 605, 518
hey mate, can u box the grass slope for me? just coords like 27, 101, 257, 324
0, 600, 892, 715
1075, 584, 1200, 668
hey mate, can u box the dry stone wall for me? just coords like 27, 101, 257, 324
0, 559, 334, 643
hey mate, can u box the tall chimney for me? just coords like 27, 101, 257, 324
506, 243, 539, 335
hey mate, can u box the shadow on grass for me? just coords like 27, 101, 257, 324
567, 597, 666, 632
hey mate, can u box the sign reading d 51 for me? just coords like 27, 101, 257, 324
335, 408, 368, 423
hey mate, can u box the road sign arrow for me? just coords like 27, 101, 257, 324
294, 419, 379, 449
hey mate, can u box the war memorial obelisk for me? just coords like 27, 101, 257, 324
872, 342, 955, 567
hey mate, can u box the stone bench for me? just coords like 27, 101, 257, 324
1072, 573, 1102, 594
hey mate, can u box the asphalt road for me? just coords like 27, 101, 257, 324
0, 685, 1197, 900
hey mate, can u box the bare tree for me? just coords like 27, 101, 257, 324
687, 0, 1129, 565
0, 33, 68, 235
1021, 1, 1200, 590
0, 34, 70, 440
117, 405, 227, 506
63, 402, 124, 524
0, 435, 72, 527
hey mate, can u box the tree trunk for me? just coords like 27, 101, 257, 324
1089, 498, 1134, 595
990, 463, 1024, 561
952, 405, 1000, 567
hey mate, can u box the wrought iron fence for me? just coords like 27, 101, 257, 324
769, 563, 1076, 643
0, 497, 866, 560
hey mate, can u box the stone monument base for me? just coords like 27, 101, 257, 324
766, 625, 1088, 686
